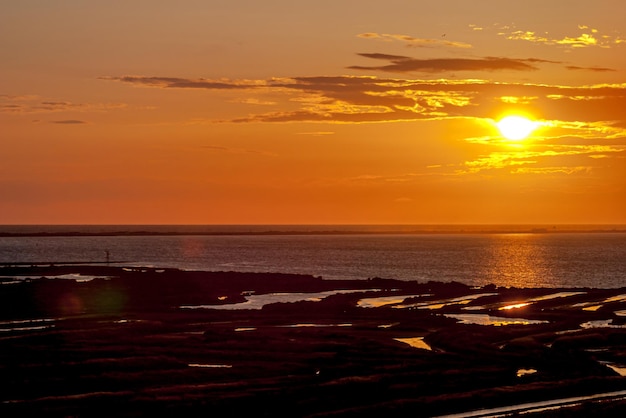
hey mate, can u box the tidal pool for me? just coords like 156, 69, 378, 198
394, 337, 433, 351
580, 319, 626, 329
357, 294, 429, 308
0, 318, 56, 332
0, 273, 107, 283
277, 323, 352, 328
188, 364, 233, 368
181, 289, 374, 310
604, 363, 626, 376
575, 294, 626, 312
497, 292, 585, 311
394, 293, 499, 310
445, 314, 549, 326
517, 368, 538, 377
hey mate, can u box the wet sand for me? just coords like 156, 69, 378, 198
2, 266, 626, 416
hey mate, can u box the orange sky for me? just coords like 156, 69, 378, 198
2, 0, 625, 224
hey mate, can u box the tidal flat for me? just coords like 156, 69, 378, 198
2, 266, 626, 417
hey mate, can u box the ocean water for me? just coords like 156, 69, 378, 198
1, 225, 625, 288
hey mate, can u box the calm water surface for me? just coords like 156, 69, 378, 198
1, 231, 625, 288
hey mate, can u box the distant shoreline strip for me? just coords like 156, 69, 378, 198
1, 228, 625, 237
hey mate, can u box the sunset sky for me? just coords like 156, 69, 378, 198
2, 0, 626, 225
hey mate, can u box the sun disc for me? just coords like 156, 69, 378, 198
496, 116, 537, 140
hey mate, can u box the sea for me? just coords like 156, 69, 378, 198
1, 225, 625, 289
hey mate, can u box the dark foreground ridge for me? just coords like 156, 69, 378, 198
2, 266, 626, 417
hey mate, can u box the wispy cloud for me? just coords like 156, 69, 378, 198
296, 131, 335, 136
0, 95, 126, 114
499, 25, 625, 49
565, 65, 615, 72
348, 53, 542, 73
342, 173, 422, 185
98, 76, 263, 89
201, 145, 277, 157
50, 119, 87, 124
460, 145, 624, 175
231, 98, 277, 105
511, 166, 591, 175
0, 104, 24, 113
357, 32, 472, 49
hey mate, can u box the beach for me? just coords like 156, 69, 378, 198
2, 266, 626, 416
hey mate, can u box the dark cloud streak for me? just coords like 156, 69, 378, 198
566, 65, 616, 72
348, 54, 540, 73
99, 76, 254, 89
51, 119, 87, 124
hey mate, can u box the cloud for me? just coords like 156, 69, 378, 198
500, 26, 625, 49
348, 54, 540, 73
460, 145, 624, 175
511, 166, 591, 175
0, 95, 126, 114
98, 76, 262, 89
231, 98, 277, 105
201, 145, 277, 157
556, 33, 599, 48
357, 32, 472, 49
498, 96, 538, 104
101, 74, 626, 131
566, 65, 616, 72
93, 27, 626, 183
0, 104, 24, 113
296, 131, 335, 136
345, 173, 420, 184
51, 119, 87, 124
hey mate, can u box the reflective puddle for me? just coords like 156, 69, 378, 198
517, 368, 538, 377
357, 294, 430, 308
433, 389, 626, 418
604, 363, 626, 377
498, 292, 585, 311
445, 314, 549, 326
278, 323, 352, 328
0, 273, 108, 283
0, 318, 56, 332
394, 293, 499, 310
575, 294, 626, 312
181, 289, 374, 310
580, 319, 626, 329
604, 294, 626, 303
188, 364, 232, 368
394, 337, 433, 351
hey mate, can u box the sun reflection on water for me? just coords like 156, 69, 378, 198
478, 234, 553, 288
498, 292, 585, 310
500, 302, 531, 310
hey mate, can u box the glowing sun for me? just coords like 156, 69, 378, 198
496, 116, 538, 140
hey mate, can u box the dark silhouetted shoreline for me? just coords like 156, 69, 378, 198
2, 266, 626, 416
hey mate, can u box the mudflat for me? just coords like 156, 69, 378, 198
2, 266, 626, 416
